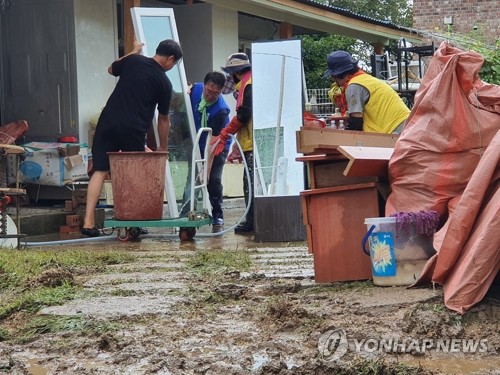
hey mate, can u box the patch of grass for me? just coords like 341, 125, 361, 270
0, 325, 9, 341
257, 295, 323, 333
186, 285, 229, 307
178, 284, 245, 317
187, 250, 252, 275
109, 288, 139, 297
199, 290, 228, 305
426, 302, 478, 328
459, 309, 482, 326
427, 303, 447, 314
264, 295, 296, 319
15, 315, 120, 343
417, 301, 463, 322
0, 282, 77, 320
0, 248, 134, 290
0, 248, 134, 324
301, 280, 374, 295
349, 357, 434, 374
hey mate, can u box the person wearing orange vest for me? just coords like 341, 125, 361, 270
324, 51, 410, 134
211, 53, 254, 233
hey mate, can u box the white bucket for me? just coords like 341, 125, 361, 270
362, 217, 435, 286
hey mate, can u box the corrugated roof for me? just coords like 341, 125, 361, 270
296, 0, 411, 31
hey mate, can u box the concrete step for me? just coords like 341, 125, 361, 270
16, 211, 68, 236
5, 206, 105, 237
5, 197, 246, 237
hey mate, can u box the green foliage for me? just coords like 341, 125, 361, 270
429, 31, 499, 85
327, 0, 413, 27
469, 41, 499, 85
299, 0, 413, 89
301, 34, 357, 89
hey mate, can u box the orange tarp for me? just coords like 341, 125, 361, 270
386, 42, 500, 313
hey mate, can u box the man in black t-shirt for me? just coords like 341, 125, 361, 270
82, 40, 183, 237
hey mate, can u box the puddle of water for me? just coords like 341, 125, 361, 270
403, 356, 500, 374
27, 359, 48, 375
252, 352, 269, 370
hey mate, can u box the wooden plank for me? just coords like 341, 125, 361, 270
0, 188, 26, 195
123, 0, 141, 54
300, 182, 377, 197
296, 154, 340, 162
337, 146, 394, 177
279, 22, 293, 38
296, 127, 399, 154
305, 224, 313, 254
0, 144, 25, 154
301, 194, 310, 226
301, 194, 314, 253
305, 149, 346, 158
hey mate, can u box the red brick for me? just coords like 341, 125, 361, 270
66, 215, 81, 227
64, 200, 75, 212
413, 0, 497, 44
59, 225, 80, 234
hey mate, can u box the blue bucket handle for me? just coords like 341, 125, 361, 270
362, 224, 376, 256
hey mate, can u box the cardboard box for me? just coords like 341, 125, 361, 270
58, 144, 80, 157
64, 154, 84, 170
8, 142, 89, 187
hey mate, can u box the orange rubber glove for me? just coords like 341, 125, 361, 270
210, 116, 244, 155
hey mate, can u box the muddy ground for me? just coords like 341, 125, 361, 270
0, 210, 499, 375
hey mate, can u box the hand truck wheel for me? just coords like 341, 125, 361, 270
129, 227, 142, 242
117, 228, 130, 242
179, 227, 196, 241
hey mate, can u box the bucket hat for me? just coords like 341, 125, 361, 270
323, 51, 358, 78
221, 53, 251, 75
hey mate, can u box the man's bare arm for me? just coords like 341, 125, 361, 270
157, 113, 170, 151
108, 41, 144, 74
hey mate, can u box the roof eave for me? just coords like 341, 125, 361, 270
202, 0, 422, 44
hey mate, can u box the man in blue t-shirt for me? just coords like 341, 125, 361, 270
180, 71, 230, 230
82, 40, 183, 237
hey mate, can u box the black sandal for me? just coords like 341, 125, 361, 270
81, 227, 100, 237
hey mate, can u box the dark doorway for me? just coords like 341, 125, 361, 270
0, 0, 77, 141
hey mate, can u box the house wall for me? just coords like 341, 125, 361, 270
74, 0, 117, 146
413, 0, 499, 44
175, 3, 218, 84
174, 3, 239, 112
212, 6, 239, 78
